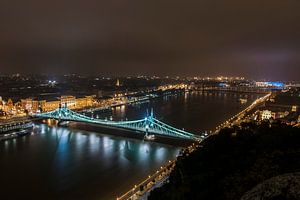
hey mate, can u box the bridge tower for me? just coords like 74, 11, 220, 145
144, 108, 154, 137
57, 103, 67, 125
144, 109, 149, 137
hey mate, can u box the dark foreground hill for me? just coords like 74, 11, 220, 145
149, 122, 300, 200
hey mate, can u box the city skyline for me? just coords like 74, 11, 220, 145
0, 1, 299, 80
1, 1, 300, 199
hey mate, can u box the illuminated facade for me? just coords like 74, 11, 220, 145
116, 78, 120, 87
260, 109, 290, 121
261, 110, 272, 120
255, 81, 284, 89
158, 84, 187, 91
0, 97, 3, 110
292, 105, 298, 112
21, 95, 95, 113
75, 96, 93, 108
7, 99, 14, 111
61, 95, 76, 109
40, 100, 61, 112
21, 98, 39, 113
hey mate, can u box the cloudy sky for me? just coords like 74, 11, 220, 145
0, 0, 299, 80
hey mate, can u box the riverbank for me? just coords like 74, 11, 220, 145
117, 142, 201, 200
214, 93, 271, 132
0, 91, 260, 200
118, 93, 269, 200
148, 122, 300, 200
117, 160, 176, 200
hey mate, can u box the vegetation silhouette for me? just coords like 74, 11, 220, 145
149, 121, 300, 200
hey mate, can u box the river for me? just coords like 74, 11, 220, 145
0, 91, 261, 200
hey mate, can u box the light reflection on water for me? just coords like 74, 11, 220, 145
0, 92, 261, 199
40, 124, 179, 198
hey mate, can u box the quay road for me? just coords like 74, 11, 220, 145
214, 92, 271, 132
116, 160, 175, 200
117, 143, 200, 200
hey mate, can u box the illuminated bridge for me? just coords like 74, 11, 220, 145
35, 107, 200, 141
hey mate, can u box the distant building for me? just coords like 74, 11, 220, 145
21, 98, 39, 113
261, 110, 272, 120
40, 100, 60, 112
7, 99, 14, 110
75, 96, 93, 108
255, 81, 284, 89
21, 95, 95, 113
286, 83, 300, 88
0, 97, 3, 110
61, 95, 76, 109
116, 78, 120, 87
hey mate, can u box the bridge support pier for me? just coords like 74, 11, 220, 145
57, 120, 70, 127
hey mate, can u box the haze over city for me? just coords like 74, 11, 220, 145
1, 1, 300, 200
0, 0, 299, 80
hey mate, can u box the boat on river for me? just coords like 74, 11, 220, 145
0, 121, 33, 141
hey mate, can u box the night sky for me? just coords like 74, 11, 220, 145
0, 0, 299, 80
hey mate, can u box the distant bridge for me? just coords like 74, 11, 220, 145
35, 107, 200, 141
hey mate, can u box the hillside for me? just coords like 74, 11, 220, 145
149, 122, 300, 200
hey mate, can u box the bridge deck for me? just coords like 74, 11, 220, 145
35, 107, 200, 141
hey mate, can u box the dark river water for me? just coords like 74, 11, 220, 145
0, 91, 261, 200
